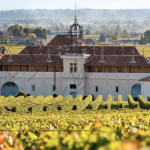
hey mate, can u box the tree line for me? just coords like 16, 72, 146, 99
7, 24, 48, 39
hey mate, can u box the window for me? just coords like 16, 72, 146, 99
53, 85, 56, 91
96, 86, 98, 92
118, 67, 122, 72
70, 84, 76, 89
7, 82, 15, 86
70, 63, 77, 73
98, 66, 101, 72
116, 86, 119, 92
32, 84, 35, 91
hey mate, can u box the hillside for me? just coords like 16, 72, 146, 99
0, 9, 150, 20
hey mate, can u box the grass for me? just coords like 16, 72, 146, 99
1, 44, 26, 54
0, 37, 53, 54
45, 37, 53, 45
136, 45, 150, 57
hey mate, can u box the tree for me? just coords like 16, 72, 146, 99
111, 36, 118, 41
33, 28, 47, 39
8, 24, 23, 35
123, 29, 127, 34
139, 34, 144, 44
143, 30, 150, 42
28, 33, 36, 38
24, 28, 30, 36
99, 33, 106, 42
115, 25, 121, 32
95, 30, 100, 35
85, 29, 91, 35
0, 30, 3, 39
114, 30, 120, 37
47, 29, 51, 35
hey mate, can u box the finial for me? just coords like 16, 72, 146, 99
92, 46, 97, 56
101, 47, 104, 56
132, 49, 135, 56
74, 2, 77, 22
121, 46, 125, 55
40, 45, 42, 55
46, 49, 52, 62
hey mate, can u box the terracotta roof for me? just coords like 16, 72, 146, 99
19, 46, 68, 55
112, 41, 123, 45
85, 55, 150, 66
20, 46, 141, 56
105, 41, 114, 45
0, 54, 63, 65
47, 35, 86, 46
139, 76, 150, 81
85, 46, 140, 56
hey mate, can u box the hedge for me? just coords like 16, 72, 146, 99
104, 95, 113, 109
88, 95, 102, 110
63, 95, 82, 111
78, 95, 92, 111
127, 95, 139, 109
138, 95, 150, 109
117, 95, 123, 108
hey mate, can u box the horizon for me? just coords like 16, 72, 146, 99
0, 0, 150, 10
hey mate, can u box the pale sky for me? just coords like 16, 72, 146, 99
0, 0, 150, 10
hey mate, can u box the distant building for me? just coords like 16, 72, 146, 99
121, 40, 140, 45
146, 41, 150, 45
82, 39, 96, 45
7, 36, 45, 45
105, 40, 140, 45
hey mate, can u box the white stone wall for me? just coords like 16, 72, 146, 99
0, 71, 150, 100
141, 81, 150, 100
85, 73, 150, 101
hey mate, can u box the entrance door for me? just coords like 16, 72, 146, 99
70, 92, 76, 99
131, 84, 141, 99
1, 82, 19, 97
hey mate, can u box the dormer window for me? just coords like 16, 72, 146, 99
70, 63, 77, 73
7, 54, 13, 62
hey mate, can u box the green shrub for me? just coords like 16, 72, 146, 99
148, 95, 150, 102
117, 95, 123, 108
15, 90, 27, 98
138, 95, 150, 109
128, 95, 139, 109
105, 95, 113, 109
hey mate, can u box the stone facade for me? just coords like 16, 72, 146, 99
0, 53, 150, 100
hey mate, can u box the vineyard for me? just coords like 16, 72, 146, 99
0, 94, 150, 149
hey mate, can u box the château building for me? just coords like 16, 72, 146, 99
0, 16, 150, 101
